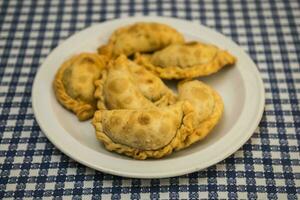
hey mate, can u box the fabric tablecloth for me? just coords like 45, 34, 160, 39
1, 0, 299, 199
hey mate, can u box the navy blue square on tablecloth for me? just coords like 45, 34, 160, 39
0, 0, 299, 199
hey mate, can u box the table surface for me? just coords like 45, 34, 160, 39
0, 0, 299, 199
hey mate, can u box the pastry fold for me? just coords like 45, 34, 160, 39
135, 41, 236, 79
53, 53, 107, 120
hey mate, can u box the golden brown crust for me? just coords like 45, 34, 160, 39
53, 53, 107, 121
97, 44, 113, 59
98, 22, 184, 59
135, 43, 236, 79
92, 101, 194, 159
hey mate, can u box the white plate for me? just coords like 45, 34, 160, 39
32, 16, 265, 178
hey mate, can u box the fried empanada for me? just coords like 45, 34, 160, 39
53, 53, 107, 121
98, 22, 184, 58
175, 80, 224, 150
94, 55, 176, 110
135, 41, 236, 79
92, 101, 194, 159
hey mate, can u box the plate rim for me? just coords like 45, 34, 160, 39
32, 16, 265, 178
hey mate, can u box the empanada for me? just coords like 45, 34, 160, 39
94, 55, 176, 110
53, 53, 107, 121
175, 80, 224, 150
98, 22, 184, 58
135, 41, 236, 79
92, 101, 194, 159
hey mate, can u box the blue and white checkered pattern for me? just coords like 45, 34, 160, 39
0, 0, 299, 199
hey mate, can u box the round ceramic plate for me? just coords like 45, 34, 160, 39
32, 16, 265, 178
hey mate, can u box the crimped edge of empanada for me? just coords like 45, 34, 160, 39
92, 101, 195, 160
94, 69, 108, 110
134, 51, 236, 79
53, 53, 107, 121
153, 92, 177, 107
175, 87, 224, 150
97, 24, 135, 59
97, 43, 114, 59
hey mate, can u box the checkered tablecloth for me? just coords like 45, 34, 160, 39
0, 0, 299, 199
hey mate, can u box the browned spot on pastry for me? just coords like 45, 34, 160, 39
108, 78, 128, 93
186, 41, 198, 46
80, 57, 94, 65
146, 79, 153, 84
145, 34, 150, 39
138, 113, 151, 125
116, 100, 125, 109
